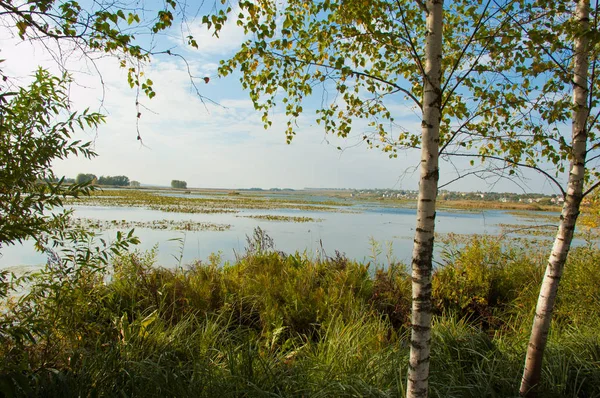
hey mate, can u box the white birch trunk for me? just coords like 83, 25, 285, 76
406, 1, 443, 397
519, 0, 590, 396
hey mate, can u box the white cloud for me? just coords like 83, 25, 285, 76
177, 4, 249, 56
0, 20, 560, 194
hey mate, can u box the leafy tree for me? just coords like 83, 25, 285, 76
75, 173, 97, 185
438, 0, 600, 393
129, 180, 141, 188
202, 1, 520, 395
0, 69, 102, 246
98, 175, 130, 186
171, 180, 187, 189
0, 0, 207, 246
497, 1, 599, 395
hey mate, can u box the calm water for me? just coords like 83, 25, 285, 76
0, 202, 558, 271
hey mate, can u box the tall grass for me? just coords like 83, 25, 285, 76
0, 233, 598, 397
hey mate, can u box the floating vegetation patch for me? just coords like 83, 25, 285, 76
497, 223, 557, 237
505, 211, 559, 222
435, 232, 488, 244
147, 205, 238, 214
392, 235, 414, 240
434, 233, 549, 250
65, 189, 349, 214
238, 215, 323, 223
70, 218, 231, 232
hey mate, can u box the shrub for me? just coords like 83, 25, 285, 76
432, 235, 545, 327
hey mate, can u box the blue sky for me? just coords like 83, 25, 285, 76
0, 2, 565, 194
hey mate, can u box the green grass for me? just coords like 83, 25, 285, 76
1, 235, 599, 397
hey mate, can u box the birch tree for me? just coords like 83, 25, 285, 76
443, 0, 598, 394
202, 1, 520, 396
517, 0, 595, 395
407, 2, 442, 396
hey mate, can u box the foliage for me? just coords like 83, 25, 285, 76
1, 234, 599, 397
206, 1, 512, 152
170, 179, 187, 189
74, 173, 97, 185
0, 225, 139, 396
461, 1, 600, 184
0, 0, 193, 102
578, 192, 600, 234
0, 69, 102, 246
552, 245, 600, 326
98, 175, 130, 186
432, 236, 544, 326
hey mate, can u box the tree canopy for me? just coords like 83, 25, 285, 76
75, 173, 97, 185
98, 175, 130, 186
201, 0, 600, 396
171, 180, 187, 189
0, 69, 102, 246
1, 0, 185, 98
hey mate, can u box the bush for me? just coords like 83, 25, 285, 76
0, 71, 101, 246
432, 235, 545, 327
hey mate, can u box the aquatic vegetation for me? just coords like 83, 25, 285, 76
238, 215, 323, 223
497, 223, 558, 237
65, 188, 351, 214
70, 217, 231, 232
505, 210, 559, 220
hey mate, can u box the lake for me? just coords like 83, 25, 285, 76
0, 191, 562, 271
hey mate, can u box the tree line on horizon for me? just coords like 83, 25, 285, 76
75, 173, 130, 187
49, 174, 186, 188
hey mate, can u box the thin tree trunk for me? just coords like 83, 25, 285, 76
519, 0, 590, 396
406, 1, 443, 397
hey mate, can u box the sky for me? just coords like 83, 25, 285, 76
0, 2, 566, 194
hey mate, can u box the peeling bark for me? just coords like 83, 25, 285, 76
519, 1, 590, 396
406, 1, 443, 397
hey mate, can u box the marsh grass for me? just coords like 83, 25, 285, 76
65, 189, 351, 214
436, 199, 560, 212
237, 215, 323, 223
1, 233, 599, 397
70, 217, 231, 232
